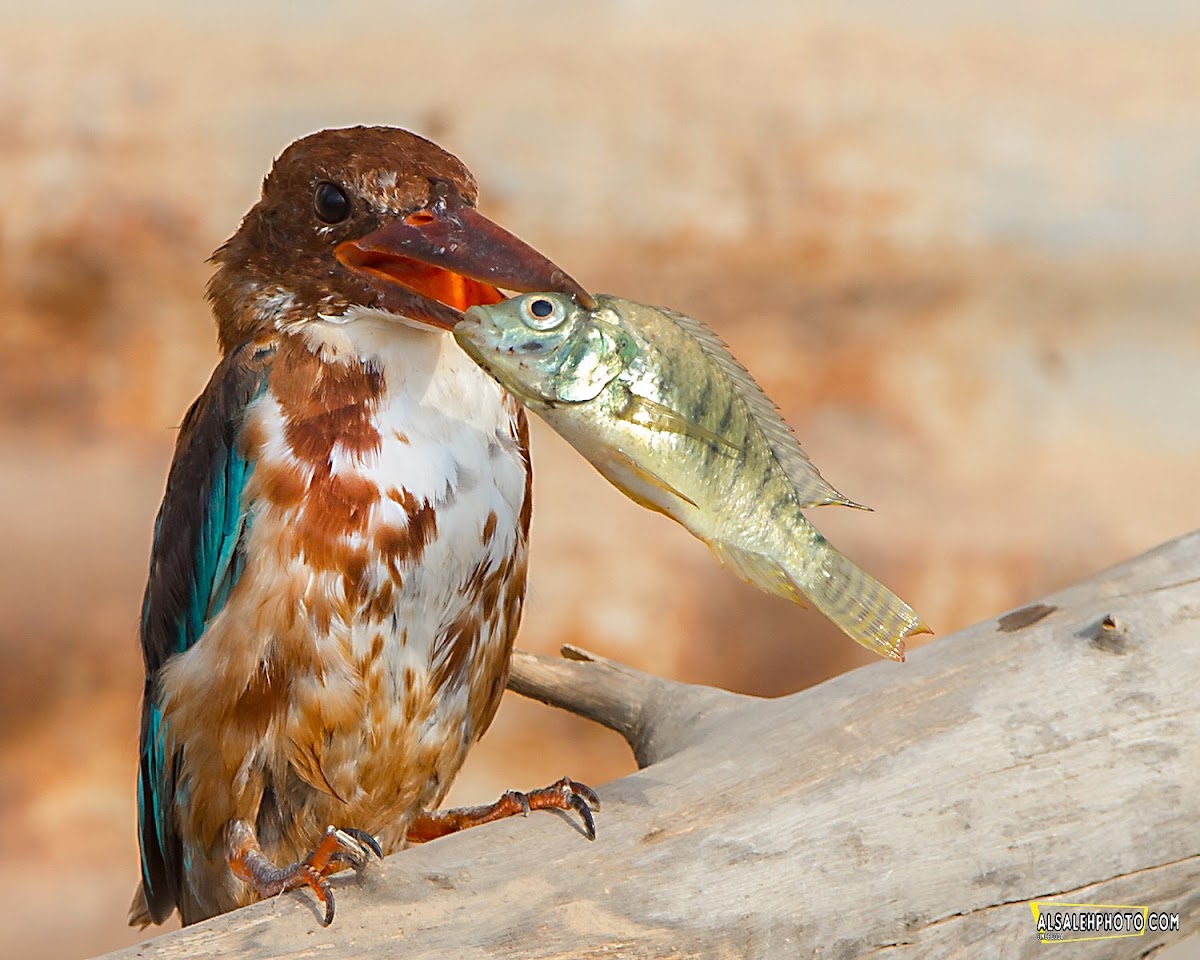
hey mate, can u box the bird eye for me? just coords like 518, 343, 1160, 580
521, 296, 567, 331
313, 182, 350, 224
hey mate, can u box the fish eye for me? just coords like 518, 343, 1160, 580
313, 181, 351, 224
521, 295, 567, 331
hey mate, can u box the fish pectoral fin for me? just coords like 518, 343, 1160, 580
708, 540, 807, 608
606, 448, 698, 514
621, 393, 740, 454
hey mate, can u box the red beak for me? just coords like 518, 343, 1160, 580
335, 192, 593, 329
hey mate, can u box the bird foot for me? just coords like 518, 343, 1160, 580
227, 822, 383, 926
406, 776, 601, 843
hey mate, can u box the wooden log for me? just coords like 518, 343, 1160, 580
100, 532, 1200, 959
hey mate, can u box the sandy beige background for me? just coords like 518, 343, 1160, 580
1, 2, 1198, 957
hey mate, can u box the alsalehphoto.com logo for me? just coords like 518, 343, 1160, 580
1030, 901, 1181, 943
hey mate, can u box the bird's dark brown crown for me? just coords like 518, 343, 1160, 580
207, 126, 478, 353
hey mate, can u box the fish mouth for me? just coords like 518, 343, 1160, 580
451, 313, 553, 408
335, 193, 594, 329
449, 312, 496, 369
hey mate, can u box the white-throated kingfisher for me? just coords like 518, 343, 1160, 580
131, 126, 598, 928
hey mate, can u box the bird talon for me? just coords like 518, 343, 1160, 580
531, 777, 600, 839
349, 827, 384, 860
556, 776, 601, 812
329, 827, 383, 871
504, 789, 532, 818
547, 777, 599, 839
315, 879, 335, 927
569, 792, 597, 841
575, 780, 602, 812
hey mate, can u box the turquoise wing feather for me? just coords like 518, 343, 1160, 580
135, 342, 272, 924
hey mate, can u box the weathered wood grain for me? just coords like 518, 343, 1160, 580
102, 532, 1200, 959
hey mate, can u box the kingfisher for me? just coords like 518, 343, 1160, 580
130, 126, 599, 928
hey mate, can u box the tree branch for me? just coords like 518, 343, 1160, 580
102, 532, 1200, 960
506, 644, 742, 767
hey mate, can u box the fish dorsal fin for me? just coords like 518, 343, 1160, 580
655, 306, 869, 511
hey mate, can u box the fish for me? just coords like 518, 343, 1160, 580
453, 292, 930, 661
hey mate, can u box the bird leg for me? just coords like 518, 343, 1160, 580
226, 820, 383, 926
406, 776, 600, 843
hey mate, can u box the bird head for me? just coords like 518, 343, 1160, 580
207, 126, 592, 352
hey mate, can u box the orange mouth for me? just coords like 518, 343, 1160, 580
336, 244, 505, 324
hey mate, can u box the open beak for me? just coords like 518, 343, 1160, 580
335, 193, 594, 330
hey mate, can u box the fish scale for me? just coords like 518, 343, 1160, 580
455, 292, 930, 661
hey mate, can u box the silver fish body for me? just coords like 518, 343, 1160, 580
454, 292, 928, 660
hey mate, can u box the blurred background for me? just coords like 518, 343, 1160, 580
1, 1, 1198, 957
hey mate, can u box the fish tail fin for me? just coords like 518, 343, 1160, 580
795, 533, 930, 661
709, 535, 930, 662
